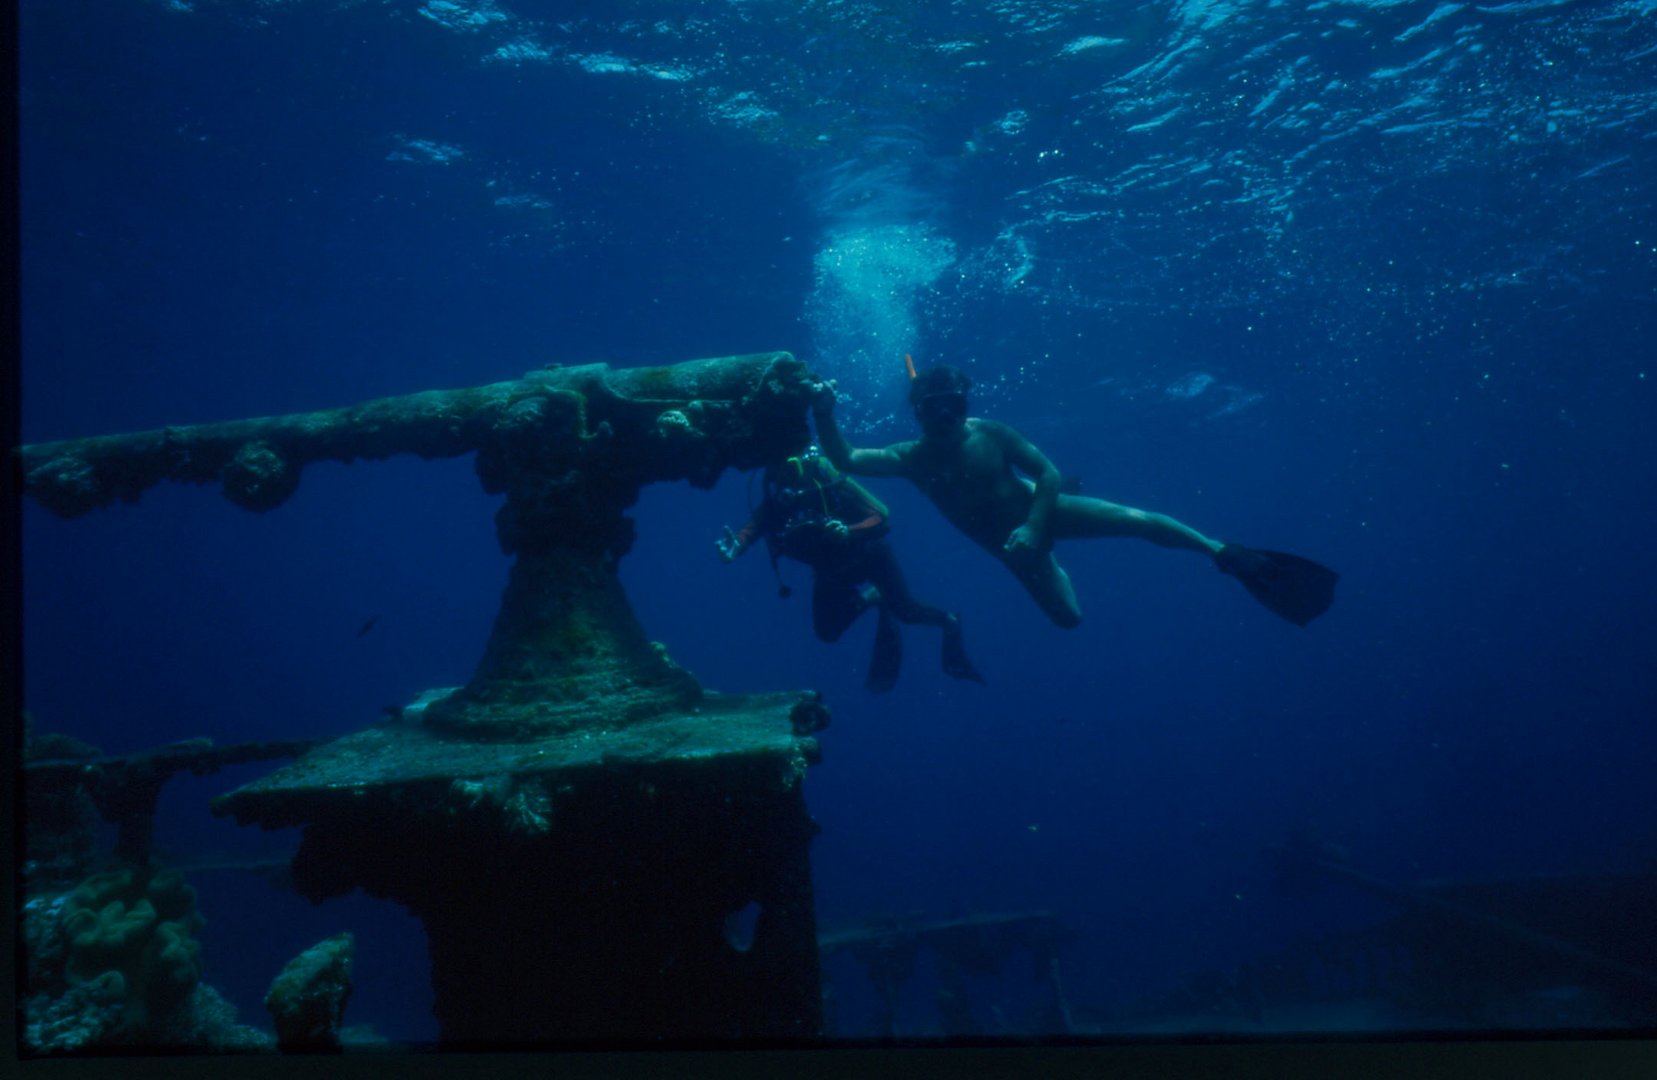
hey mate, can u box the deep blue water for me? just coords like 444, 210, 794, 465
17, 0, 1657, 1045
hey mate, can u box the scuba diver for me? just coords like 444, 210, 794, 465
716, 444, 984, 692
811, 361, 1338, 629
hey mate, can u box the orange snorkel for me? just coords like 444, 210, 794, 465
904, 353, 917, 381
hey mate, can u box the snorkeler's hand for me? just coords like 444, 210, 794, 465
1003, 524, 1046, 559
716, 526, 742, 563
810, 379, 839, 417
824, 519, 850, 542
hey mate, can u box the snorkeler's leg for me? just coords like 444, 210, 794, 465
1050, 494, 1223, 555
1004, 550, 1084, 629
1050, 495, 1336, 623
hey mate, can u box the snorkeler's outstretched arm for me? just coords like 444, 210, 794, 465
982, 419, 1062, 554
811, 380, 908, 478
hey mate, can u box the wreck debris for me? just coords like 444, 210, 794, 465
266, 933, 355, 1053
24, 737, 316, 871
820, 911, 1076, 1036
21, 353, 833, 1042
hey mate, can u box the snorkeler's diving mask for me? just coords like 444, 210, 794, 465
915, 391, 967, 426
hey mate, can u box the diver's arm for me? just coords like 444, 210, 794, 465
840, 486, 887, 536
716, 517, 761, 563
984, 420, 1062, 551
811, 382, 906, 478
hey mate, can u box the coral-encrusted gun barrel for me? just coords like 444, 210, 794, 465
17, 351, 817, 518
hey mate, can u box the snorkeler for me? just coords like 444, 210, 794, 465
716, 443, 984, 691
810, 363, 1337, 628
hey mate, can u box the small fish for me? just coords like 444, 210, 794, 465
356, 616, 378, 638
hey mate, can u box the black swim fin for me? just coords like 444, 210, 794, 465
941, 615, 986, 684
866, 608, 902, 693
1216, 544, 1338, 626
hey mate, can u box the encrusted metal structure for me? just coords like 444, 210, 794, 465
20, 352, 832, 1043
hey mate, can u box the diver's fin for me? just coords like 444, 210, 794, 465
1216, 544, 1338, 626
941, 616, 986, 684
866, 608, 902, 693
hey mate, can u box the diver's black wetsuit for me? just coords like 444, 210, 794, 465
808, 537, 953, 644
725, 449, 981, 690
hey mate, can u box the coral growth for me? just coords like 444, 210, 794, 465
58, 867, 205, 1036
23, 867, 274, 1053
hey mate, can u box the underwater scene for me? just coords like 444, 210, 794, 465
14, 0, 1657, 1054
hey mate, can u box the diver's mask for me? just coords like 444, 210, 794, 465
773, 447, 821, 506
914, 391, 967, 432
